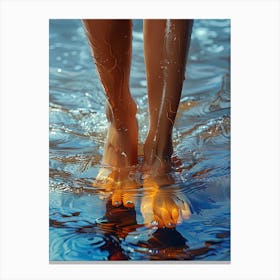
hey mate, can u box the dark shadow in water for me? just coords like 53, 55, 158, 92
73, 200, 212, 261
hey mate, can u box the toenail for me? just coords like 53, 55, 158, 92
150, 220, 158, 226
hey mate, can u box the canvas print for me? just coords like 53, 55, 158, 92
49, 19, 230, 261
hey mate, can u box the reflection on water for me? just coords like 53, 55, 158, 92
49, 19, 230, 261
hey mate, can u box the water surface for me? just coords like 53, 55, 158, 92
49, 19, 230, 261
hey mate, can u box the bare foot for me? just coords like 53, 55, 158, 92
141, 174, 191, 228
95, 168, 138, 208
141, 140, 191, 228
94, 117, 139, 208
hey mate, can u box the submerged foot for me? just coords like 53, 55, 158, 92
94, 168, 138, 208
141, 174, 191, 228
141, 154, 191, 228
94, 118, 139, 208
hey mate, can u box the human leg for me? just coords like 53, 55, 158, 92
83, 20, 138, 207
143, 19, 193, 174
141, 19, 193, 227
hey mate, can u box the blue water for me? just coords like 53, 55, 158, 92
49, 19, 230, 261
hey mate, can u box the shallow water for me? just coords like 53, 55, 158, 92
49, 19, 230, 261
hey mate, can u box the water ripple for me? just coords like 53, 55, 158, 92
49, 19, 231, 261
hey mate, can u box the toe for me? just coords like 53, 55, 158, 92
123, 195, 135, 208
171, 207, 179, 225
160, 208, 175, 228
153, 214, 164, 228
112, 190, 122, 207
122, 181, 138, 208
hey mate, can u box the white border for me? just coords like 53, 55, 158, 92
1, 0, 279, 279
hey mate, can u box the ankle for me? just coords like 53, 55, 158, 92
106, 96, 137, 129
144, 158, 172, 176
102, 121, 138, 168
144, 132, 173, 159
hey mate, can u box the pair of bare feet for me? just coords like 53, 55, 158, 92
83, 19, 194, 228
94, 117, 191, 229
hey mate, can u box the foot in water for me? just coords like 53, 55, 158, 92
95, 168, 139, 208
141, 173, 191, 228
141, 155, 191, 228
94, 118, 139, 209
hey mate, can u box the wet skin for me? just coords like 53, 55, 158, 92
83, 19, 193, 228
141, 177, 191, 228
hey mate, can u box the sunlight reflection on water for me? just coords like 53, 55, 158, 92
49, 19, 230, 261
